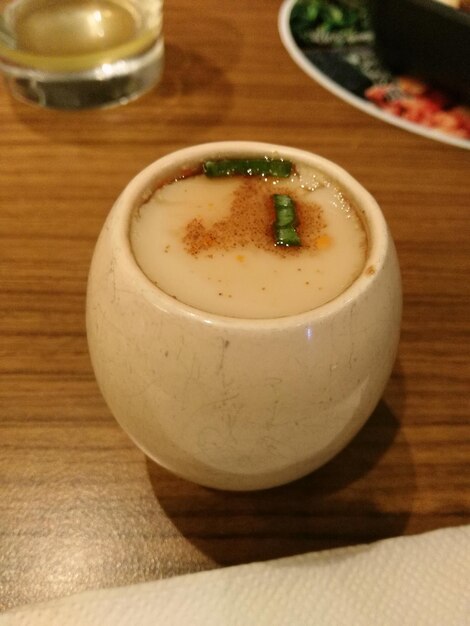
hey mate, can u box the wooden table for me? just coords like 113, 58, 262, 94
1, 0, 469, 613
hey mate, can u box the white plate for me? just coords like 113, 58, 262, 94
279, 0, 470, 150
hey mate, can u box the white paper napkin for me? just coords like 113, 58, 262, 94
1, 526, 468, 625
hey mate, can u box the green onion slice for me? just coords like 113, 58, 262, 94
203, 158, 292, 178
273, 194, 301, 247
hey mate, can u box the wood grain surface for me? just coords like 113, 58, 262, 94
1, 0, 469, 612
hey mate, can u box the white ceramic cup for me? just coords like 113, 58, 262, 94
86, 141, 402, 491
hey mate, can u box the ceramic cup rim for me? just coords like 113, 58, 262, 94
110, 141, 389, 330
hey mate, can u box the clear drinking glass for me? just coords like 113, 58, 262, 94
0, 0, 163, 109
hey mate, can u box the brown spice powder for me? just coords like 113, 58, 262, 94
183, 178, 326, 256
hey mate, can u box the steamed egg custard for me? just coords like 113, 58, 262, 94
130, 157, 368, 318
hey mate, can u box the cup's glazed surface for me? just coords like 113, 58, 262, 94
86, 142, 402, 491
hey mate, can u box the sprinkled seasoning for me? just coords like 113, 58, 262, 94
183, 178, 325, 256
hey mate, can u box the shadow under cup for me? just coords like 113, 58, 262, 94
86, 141, 402, 491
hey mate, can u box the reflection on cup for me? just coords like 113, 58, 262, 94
0, 0, 163, 109
86, 142, 402, 491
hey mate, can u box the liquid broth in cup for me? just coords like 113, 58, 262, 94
87, 142, 402, 491
130, 157, 368, 318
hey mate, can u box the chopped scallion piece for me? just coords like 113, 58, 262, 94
203, 158, 292, 178
273, 194, 301, 247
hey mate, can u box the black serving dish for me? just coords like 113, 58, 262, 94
368, 0, 470, 103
